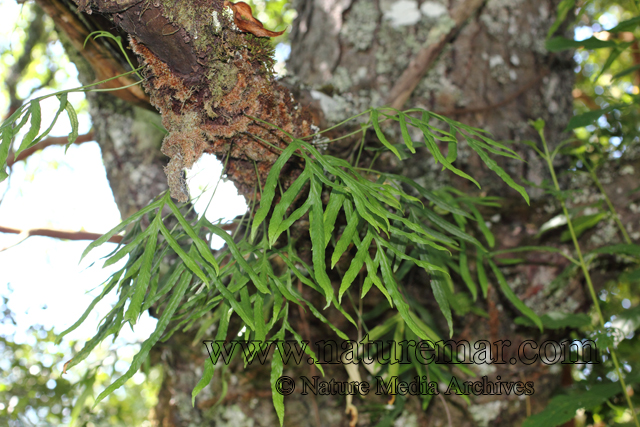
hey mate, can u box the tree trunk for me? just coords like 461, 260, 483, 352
40, 0, 640, 426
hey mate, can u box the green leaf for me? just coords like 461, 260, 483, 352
285, 325, 325, 376
159, 221, 209, 285
206, 264, 256, 330
399, 112, 415, 154
271, 328, 286, 427
388, 223, 448, 253
466, 139, 529, 205
273, 198, 312, 243
612, 64, 640, 81
416, 206, 484, 249
514, 312, 591, 329
338, 229, 373, 302
251, 139, 301, 241
608, 15, 640, 33
529, 118, 546, 132
371, 108, 401, 159
309, 175, 333, 306
592, 42, 632, 83
254, 294, 266, 342
14, 101, 41, 159
378, 249, 429, 341
271, 274, 299, 311
323, 187, 346, 247
268, 167, 311, 246
64, 308, 123, 372
166, 196, 220, 275
361, 276, 373, 299
565, 104, 623, 131
94, 268, 192, 406
0, 127, 12, 182
103, 225, 153, 268
80, 198, 164, 261
379, 237, 449, 275
362, 250, 391, 305
64, 101, 79, 151
470, 205, 495, 248
387, 173, 470, 217
387, 321, 404, 380
207, 224, 269, 294
142, 263, 186, 312
56, 271, 121, 344
590, 243, 640, 256
459, 247, 477, 301
352, 191, 389, 232
560, 213, 606, 242
546, 0, 575, 38
362, 313, 401, 342
331, 200, 359, 268
522, 382, 623, 427
301, 296, 349, 340
192, 303, 232, 406
124, 219, 159, 325
389, 225, 409, 272
546, 36, 617, 52
0, 104, 28, 135
488, 260, 542, 331
445, 140, 457, 163
417, 119, 480, 188
33, 94, 68, 147
430, 274, 453, 337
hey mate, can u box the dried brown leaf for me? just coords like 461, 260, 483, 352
224, 1, 285, 37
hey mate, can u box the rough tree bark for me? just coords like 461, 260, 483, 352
33, 0, 640, 426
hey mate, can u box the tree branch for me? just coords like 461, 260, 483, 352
0, 225, 122, 252
33, 0, 152, 110
6, 132, 95, 167
385, 0, 487, 110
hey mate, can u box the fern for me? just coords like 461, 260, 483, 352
31, 102, 546, 422
0, 53, 543, 418
0, 68, 143, 181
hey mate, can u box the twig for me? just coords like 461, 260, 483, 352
6, 132, 95, 167
385, 0, 487, 110
0, 225, 122, 252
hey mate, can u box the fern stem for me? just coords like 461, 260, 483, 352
538, 129, 639, 427
579, 155, 632, 244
